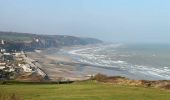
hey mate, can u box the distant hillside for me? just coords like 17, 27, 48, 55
0, 32, 35, 41
0, 31, 102, 52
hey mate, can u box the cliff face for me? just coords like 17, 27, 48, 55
0, 32, 102, 52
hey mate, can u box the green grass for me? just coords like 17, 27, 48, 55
0, 35, 32, 41
0, 81, 170, 100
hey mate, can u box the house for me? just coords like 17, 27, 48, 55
20, 64, 32, 72
33, 38, 40, 43
15, 56, 24, 61
0, 49, 6, 53
0, 40, 5, 45
12, 52, 21, 57
3, 53, 11, 55
0, 66, 5, 70
1, 54, 14, 61
0, 61, 6, 66
0, 61, 6, 70
5, 65, 15, 72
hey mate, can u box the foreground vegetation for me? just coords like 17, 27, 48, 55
0, 88, 21, 100
0, 81, 170, 100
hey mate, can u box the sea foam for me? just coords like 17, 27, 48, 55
66, 43, 170, 80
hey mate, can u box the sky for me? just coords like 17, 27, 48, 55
0, 0, 170, 43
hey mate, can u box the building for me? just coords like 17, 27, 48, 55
15, 56, 24, 61
3, 53, 11, 55
0, 61, 6, 70
5, 65, 15, 72
0, 40, 5, 45
19, 64, 32, 72
0, 49, 6, 53
0, 61, 6, 66
12, 52, 22, 57
33, 38, 40, 43
0, 66, 5, 70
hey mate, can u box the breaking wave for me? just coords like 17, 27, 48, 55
66, 43, 170, 80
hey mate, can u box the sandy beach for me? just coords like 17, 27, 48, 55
26, 47, 107, 81
25, 47, 144, 81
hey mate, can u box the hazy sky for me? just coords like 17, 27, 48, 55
0, 0, 170, 43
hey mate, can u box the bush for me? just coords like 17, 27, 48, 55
91, 73, 108, 82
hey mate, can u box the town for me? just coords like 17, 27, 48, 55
0, 39, 47, 81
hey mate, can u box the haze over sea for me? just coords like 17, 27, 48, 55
62, 43, 170, 80
1, 0, 170, 81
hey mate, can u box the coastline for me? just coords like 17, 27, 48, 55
26, 44, 170, 81
26, 48, 90, 81
26, 46, 126, 81
2, 45, 170, 90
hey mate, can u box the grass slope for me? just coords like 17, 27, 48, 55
0, 81, 170, 100
0, 35, 32, 41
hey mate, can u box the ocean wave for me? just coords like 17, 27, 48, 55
128, 65, 170, 79
66, 43, 170, 80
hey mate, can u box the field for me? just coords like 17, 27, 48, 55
0, 81, 170, 100
0, 35, 32, 41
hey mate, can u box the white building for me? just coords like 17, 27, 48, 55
33, 38, 39, 43
0, 49, 6, 53
20, 64, 32, 72
0, 66, 5, 70
12, 52, 21, 57
0, 61, 6, 70
3, 53, 11, 55
0, 40, 5, 45
0, 61, 6, 66
5, 66, 15, 72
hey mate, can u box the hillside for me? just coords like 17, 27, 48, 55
0, 32, 34, 41
0, 31, 102, 52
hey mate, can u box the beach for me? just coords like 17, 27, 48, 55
26, 47, 108, 81
26, 47, 125, 81
26, 43, 170, 81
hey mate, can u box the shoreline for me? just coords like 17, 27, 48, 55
26, 48, 91, 81
26, 46, 129, 81
13, 46, 170, 90
26, 45, 170, 81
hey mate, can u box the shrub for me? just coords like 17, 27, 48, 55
91, 73, 108, 82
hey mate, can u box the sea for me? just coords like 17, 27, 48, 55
61, 43, 170, 80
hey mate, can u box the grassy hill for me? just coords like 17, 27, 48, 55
0, 32, 34, 41
0, 35, 32, 41
0, 31, 102, 52
0, 31, 102, 44
0, 81, 170, 100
